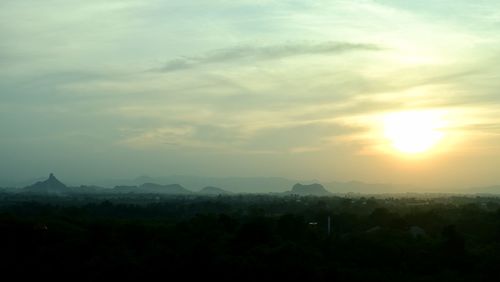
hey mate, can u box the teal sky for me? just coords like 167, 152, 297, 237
2, 0, 500, 188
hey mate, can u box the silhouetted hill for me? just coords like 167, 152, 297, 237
199, 186, 232, 195
24, 173, 70, 194
287, 183, 330, 196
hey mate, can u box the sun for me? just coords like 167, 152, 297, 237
383, 110, 446, 154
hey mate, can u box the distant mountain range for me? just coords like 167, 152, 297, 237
2, 173, 500, 195
13, 174, 235, 196
9, 174, 341, 196
89, 175, 415, 194
129, 176, 426, 194
127, 175, 297, 193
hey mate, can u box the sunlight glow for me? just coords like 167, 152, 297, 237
383, 110, 446, 154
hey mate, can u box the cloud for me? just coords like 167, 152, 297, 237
118, 118, 365, 156
157, 42, 382, 72
119, 126, 194, 148
460, 123, 500, 135
242, 121, 364, 152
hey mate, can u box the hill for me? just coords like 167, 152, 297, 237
24, 173, 70, 194
199, 186, 232, 195
287, 183, 330, 196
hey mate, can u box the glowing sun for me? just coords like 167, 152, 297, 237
383, 110, 446, 154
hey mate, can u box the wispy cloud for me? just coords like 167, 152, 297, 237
157, 42, 382, 72
117, 118, 366, 155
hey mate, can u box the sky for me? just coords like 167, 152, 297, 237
1, 0, 500, 189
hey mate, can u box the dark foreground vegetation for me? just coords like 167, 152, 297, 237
1, 193, 500, 281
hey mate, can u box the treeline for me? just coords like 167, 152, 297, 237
0, 194, 500, 281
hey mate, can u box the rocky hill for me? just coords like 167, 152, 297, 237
288, 183, 330, 196
24, 173, 70, 194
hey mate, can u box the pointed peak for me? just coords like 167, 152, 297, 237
46, 173, 63, 185
24, 172, 68, 193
